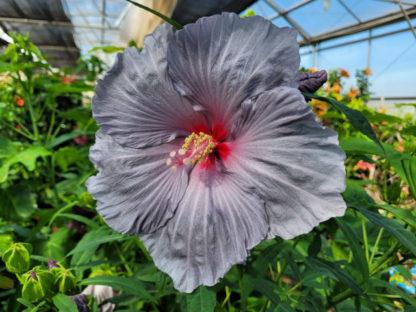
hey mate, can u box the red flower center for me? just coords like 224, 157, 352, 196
167, 123, 230, 171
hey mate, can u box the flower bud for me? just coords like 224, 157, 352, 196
1, 243, 31, 273
54, 269, 77, 294
21, 267, 54, 302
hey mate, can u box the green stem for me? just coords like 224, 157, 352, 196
17, 73, 38, 140
49, 157, 59, 205
46, 109, 55, 143
361, 217, 369, 262
369, 227, 384, 265
370, 240, 399, 275
115, 244, 133, 276
237, 265, 246, 311
0, 119, 33, 140
329, 289, 354, 307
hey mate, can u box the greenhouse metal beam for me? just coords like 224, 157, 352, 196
337, 0, 361, 23
268, 0, 313, 21
377, 0, 416, 6
0, 17, 119, 30
38, 45, 79, 52
299, 26, 414, 55
398, 1, 416, 38
299, 6, 416, 46
263, 0, 310, 42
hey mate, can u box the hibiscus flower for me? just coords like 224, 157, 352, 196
87, 13, 346, 293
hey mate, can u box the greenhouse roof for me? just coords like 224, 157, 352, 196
0, 0, 80, 67
0, 0, 415, 97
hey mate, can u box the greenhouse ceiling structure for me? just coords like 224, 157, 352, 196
0, 0, 415, 97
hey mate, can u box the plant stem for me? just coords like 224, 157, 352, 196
237, 265, 246, 311
17, 73, 38, 140
361, 217, 369, 262
370, 240, 399, 275
0, 119, 33, 140
369, 227, 384, 265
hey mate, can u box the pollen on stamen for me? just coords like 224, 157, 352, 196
171, 166, 177, 173
169, 151, 176, 158
166, 158, 172, 166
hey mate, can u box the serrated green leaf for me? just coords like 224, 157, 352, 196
249, 277, 281, 305
306, 258, 365, 296
336, 219, 369, 281
356, 207, 416, 256
370, 279, 416, 306
375, 204, 416, 230
52, 294, 77, 312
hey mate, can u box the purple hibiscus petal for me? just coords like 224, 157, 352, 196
141, 167, 269, 293
229, 87, 346, 239
167, 12, 300, 129
86, 131, 189, 234
92, 23, 205, 149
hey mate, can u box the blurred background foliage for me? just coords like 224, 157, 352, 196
0, 34, 416, 312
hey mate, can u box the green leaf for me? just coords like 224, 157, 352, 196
374, 204, 416, 230
402, 125, 416, 136
0, 141, 51, 182
126, 0, 183, 30
54, 147, 85, 171
307, 232, 321, 258
89, 46, 125, 54
370, 279, 416, 306
67, 227, 124, 257
302, 92, 382, 150
340, 138, 416, 190
362, 110, 402, 124
80, 276, 155, 302
58, 213, 98, 229
249, 277, 281, 305
41, 228, 71, 262
52, 294, 78, 312
306, 258, 365, 296
185, 286, 216, 312
8, 185, 36, 218
46, 130, 95, 149
0, 275, 14, 289
342, 179, 374, 208
356, 207, 416, 256
336, 219, 369, 282
46, 83, 94, 93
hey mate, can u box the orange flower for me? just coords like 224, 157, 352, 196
61, 76, 77, 84
331, 83, 341, 93
355, 160, 376, 171
308, 67, 317, 73
339, 68, 350, 78
310, 99, 327, 118
13, 95, 24, 106
379, 107, 386, 114
364, 68, 372, 75
347, 89, 359, 99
